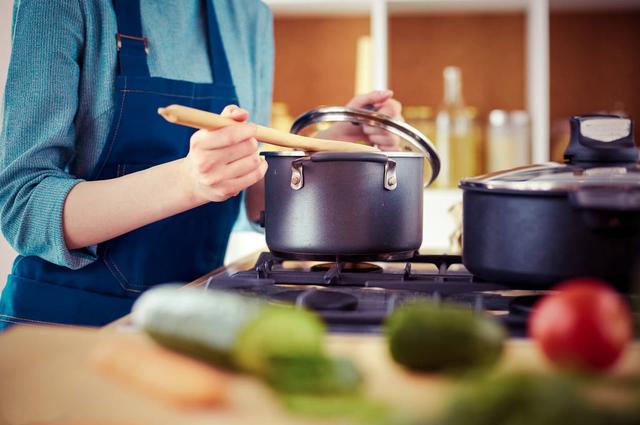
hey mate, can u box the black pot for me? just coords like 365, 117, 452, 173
461, 115, 640, 288
260, 107, 440, 261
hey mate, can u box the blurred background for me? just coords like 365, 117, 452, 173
269, 0, 639, 166
1, 0, 639, 281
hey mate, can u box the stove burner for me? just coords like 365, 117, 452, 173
310, 262, 383, 273
270, 289, 359, 311
270, 289, 304, 304
509, 295, 542, 317
207, 252, 614, 337
301, 290, 359, 311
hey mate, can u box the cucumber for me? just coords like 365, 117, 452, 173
281, 394, 403, 425
131, 285, 326, 375
438, 373, 640, 425
385, 300, 505, 374
266, 354, 362, 394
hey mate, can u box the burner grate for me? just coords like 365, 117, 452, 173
204, 252, 545, 336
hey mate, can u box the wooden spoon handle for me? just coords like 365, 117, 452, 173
157, 104, 379, 153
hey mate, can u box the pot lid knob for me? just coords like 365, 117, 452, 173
564, 115, 638, 164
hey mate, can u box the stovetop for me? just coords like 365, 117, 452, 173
204, 252, 636, 336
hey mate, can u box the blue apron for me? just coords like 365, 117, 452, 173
0, 0, 241, 329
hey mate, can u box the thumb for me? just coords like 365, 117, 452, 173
221, 104, 249, 122
347, 90, 394, 108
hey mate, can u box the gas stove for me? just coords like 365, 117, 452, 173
205, 252, 578, 336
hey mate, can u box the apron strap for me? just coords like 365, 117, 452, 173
113, 0, 151, 77
205, 1, 234, 86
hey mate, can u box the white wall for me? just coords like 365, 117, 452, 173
1, 0, 16, 289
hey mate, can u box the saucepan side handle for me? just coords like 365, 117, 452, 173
310, 152, 398, 190
289, 153, 398, 191
289, 157, 309, 191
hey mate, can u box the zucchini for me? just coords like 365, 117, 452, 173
266, 354, 362, 394
438, 373, 640, 425
281, 394, 403, 425
132, 285, 326, 375
385, 300, 505, 374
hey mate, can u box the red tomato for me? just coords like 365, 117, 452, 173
529, 278, 634, 372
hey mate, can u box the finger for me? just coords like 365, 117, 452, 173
220, 104, 249, 122
347, 90, 394, 108
368, 134, 401, 150
362, 125, 389, 136
219, 137, 259, 164
194, 138, 258, 176
216, 159, 268, 198
222, 154, 265, 181
377, 142, 401, 152
220, 104, 239, 116
191, 122, 256, 150
196, 138, 257, 177
368, 134, 396, 145
374, 99, 402, 119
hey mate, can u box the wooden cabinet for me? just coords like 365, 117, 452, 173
268, 0, 640, 161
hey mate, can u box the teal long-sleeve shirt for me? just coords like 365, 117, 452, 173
0, 0, 274, 270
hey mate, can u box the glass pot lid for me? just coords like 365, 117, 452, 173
289, 106, 441, 186
461, 163, 640, 193
461, 115, 640, 193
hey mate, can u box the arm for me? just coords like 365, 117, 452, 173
0, 0, 265, 261
63, 107, 266, 249
0, 0, 88, 267
244, 179, 264, 224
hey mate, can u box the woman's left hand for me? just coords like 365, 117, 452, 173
318, 90, 403, 151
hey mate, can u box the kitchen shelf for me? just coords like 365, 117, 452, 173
265, 0, 531, 16
265, 0, 551, 162
265, 0, 640, 162
265, 0, 640, 14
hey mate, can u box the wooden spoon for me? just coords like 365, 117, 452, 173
157, 104, 379, 153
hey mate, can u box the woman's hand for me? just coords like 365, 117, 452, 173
63, 105, 267, 249
181, 105, 268, 203
317, 90, 403, 151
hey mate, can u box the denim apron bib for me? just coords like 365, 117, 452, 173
0, 0, 241, 329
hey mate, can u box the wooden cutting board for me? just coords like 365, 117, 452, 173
1, 325, 639, 425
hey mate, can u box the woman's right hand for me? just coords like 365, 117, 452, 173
64, 105, 267, 249
181, 105, 268, 204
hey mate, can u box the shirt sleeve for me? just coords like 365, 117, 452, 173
0, 0, 98, 270
254, 3, 274, 127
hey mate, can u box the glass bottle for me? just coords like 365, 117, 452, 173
487, 110, 530, 172
486, 109, 511, 172
435, 67, 482, 188
271, 102, 294, 133
404, 106, 435, 144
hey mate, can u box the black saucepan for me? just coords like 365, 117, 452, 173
460, 115, 640, 288
260, 107, 440, 261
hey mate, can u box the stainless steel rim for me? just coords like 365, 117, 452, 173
289, 106, 441, 186
261, 151, 424, 158
460, 163, 640, 193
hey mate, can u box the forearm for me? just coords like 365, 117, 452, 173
63, 111, 266, 250
245, 179, 265, 224
62, 159, 202, 249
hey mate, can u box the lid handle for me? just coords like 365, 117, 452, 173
564, 115, 638, 164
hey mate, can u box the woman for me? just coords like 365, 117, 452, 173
0, 0, 401, 329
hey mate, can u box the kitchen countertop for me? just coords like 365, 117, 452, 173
1, 251, 639, 425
